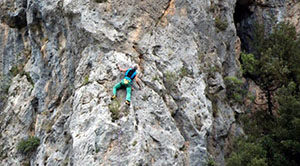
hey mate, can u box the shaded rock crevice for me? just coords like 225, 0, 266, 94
233, 0, 289, 52
1, 8, 27, 29
234, 0, 254, 52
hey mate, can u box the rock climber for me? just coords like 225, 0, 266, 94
111, 64, 142, 106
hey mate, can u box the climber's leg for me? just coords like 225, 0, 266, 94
125, 85, 132, 105
112, 82, 122, 98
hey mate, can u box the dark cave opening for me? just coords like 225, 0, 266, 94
234, 0, 254, 52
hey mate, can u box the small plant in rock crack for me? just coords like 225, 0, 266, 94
83, 75, 89, 85
16, 136, 40, 155
152, 74, 160, 82
179, 66, 192, 77
20, 71, 34, 86
142, 94, 149, 101
215, 16, 228, 32
95, 146, 100, 153
132, 140, 137, 146
164, 71, 178, 92
108, 99, 121, 122
10, 65, 21, 77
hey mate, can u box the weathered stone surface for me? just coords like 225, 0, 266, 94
0, 0, 299, 166
235, 0, 289, 51
0, 75, 35, 165
286, 2, 300, 33
1, 8, 27, 29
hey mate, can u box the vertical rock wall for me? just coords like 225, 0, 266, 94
1, 0, 299, 165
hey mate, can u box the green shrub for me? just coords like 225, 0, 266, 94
228, 22, 300, 166
206, 157, 217, 166
240, 53, 257, 75
215, 16, 228, 31
9, 64, 34, 86
132, 141, 137, 146
95, 146, 100, 153
10, 65, 21, 77
20, 71, 34, 86
164, 71, 178, 92
83, 75, 89, 85
208, 66, 221, 74
109, 99, 121, 122
17, 136, 40, 155
226, 138, 267, 166
152, 75, 160, 81
22, 161, 30, 166
224, 76, 247, 104
165, 71, 177, 82
179, 66, 192, 77
242, 22, 300, 114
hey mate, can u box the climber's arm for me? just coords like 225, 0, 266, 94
135, 74, 142, 89
118, 65, 128, 72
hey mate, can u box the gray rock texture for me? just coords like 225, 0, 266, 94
235, 0, 295, 51
0, 0, 299, 166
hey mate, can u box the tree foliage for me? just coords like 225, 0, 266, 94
227, 138, 267, 166
241, 22, 300, 114
224, 76, 247, 104
227, 85, 300, 166
227, 22, 300, 166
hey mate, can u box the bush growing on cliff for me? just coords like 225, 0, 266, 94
109, 99, 121, 122
10, 65, 20, 77
9, 64, 34, 86
215, 16, 228, 31
224, 76, 247, 104
163, 71, 178, 92
17, 136, 40, 155
83, 75, 89, 85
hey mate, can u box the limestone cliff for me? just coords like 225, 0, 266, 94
0, 0, 299, 166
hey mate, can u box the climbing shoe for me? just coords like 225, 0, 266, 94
125, 100, 130, 106
111, 95, 116, 100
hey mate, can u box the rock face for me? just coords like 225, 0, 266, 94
0, 0, 299, 166
286, 1, 300, 33
234, 0, 295, 51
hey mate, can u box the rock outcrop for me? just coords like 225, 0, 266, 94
234, 0, 293, 51
0, 0, 299, 165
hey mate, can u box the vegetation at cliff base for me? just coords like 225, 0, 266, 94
227, 22, 300, 166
